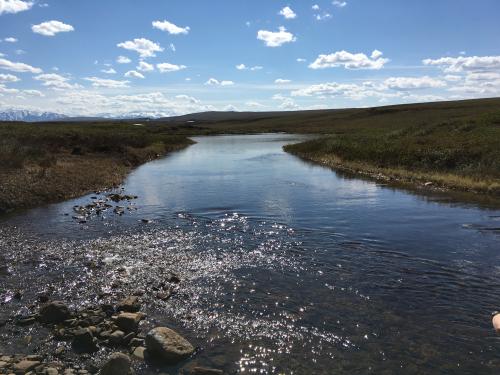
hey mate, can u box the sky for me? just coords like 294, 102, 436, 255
0, 0, 500, 117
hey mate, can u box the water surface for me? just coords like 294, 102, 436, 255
1, 134, 500, 374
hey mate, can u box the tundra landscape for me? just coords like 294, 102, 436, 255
1, 1, 500, 374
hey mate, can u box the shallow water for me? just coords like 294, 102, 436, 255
1, 134, 500, 374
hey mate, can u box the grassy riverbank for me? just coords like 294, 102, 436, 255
282, 100, 500, 195
0, 122, 193, 212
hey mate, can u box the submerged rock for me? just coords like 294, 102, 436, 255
100, 352, 132, 375
72, 328, 98, 353
117, 296, 141, 313
145, 327, 194, 364
190, 367, 224, 375
115, 312, 144, 332
39, 301, 71, 324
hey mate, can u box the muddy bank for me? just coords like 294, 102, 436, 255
0, 142, 192, 214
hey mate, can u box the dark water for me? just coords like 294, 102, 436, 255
1, 134, 500, 374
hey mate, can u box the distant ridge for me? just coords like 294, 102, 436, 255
0, 109, 68, 122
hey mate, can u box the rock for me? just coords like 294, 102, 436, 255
13, 360, 40, 372
190, 367, 224, 375
100, 352, 131, 375
131, 346, 145, 360
424, 181, 433, 186
115, 312, 143, 332
39, 301, 71, 324
72, 328, 98, 353
145, 327, 194, 364
46, 367, 59, 375
129, 338, 144, 347
0, 361, 7, 369
109, 330, 125, 345
117, 296, 141, 313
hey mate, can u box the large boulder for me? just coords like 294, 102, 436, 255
145, 327, 194, 364
100, 352, 131, 375
39, 301, 70, 324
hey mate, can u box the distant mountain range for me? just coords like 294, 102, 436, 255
0, 109, 69, 122
0, 109, 176, 122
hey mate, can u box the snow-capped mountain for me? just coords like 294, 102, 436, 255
0, 109, 68, 122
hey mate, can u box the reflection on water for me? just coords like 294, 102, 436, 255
1, 134, 500, 374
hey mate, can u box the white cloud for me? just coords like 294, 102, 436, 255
137, 61, 154, 72
333, 1, 347, 7
0, 57, 41, 73
205, 78, 234, 86
257, 26, 296, 47
0, 0, 33, 15
4, 37, 17, 42
297, 58, 306, 63
444, 74, 462, 82
384, 76, 446, 90
23, 89, 43, 96
279, 6, 297, 19
315, 13, 332, 21
152, 20, 190, 35
236, 64, 263, 71
156, 62, 186, 73
101, 68, 116, 74
117, 38, 163, 58
169, 43, 176, 52
124, 70, 145, 79
32, 20, 74, 36
309, 50, 389, 70
0, 83, 18, 94
423, 55, 500, 73
116, 56, 131, 64
175, 94, 199, 104
0, 73, 19, 82
312, 4, 320, 10
84, 77, 129, 88
34, 73, 81, 90
275, 78, 291, 84
246, 101, 265, 108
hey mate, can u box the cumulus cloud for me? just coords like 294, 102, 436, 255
333, 1, 347, 7
0, 57, 41, 73
137, 61, 154, 72
312, 4, 320, 10
84, 77, 129, 88
423, 55, 500, 73
101, 68, 116, 74
4, 37, 17, 42
257, 26, 296, 47
152, 20, 190, 35
117, 38, 163, 58
205, 78, 234, 86
0, 73, 19, 82
175, 94, 199, 104
279, 6, 297, 19
384, 76, 446, 90
309, 50, 389, 70
23, 89, 43, 96
156, 62, 186, 73
0, 0, 33, 15
34, 73, 81, 90
275, 78, 291, 84
236, 64, 263, 71
116, 56, 131, 64
0, 83, 18, 94
124, 70, 145, 79
315, 13, 332, 21
32, 20, 74, 36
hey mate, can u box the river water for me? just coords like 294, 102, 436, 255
1, 134, 500, 374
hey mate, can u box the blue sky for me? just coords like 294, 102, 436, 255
1, 0, 499, 116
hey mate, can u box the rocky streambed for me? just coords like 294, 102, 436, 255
0, 297, 222, 374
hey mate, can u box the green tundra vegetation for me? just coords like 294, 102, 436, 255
1, 97, 499, 212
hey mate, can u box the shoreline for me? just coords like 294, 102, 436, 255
0, 142, 193, 215
284, 148, 500, 199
